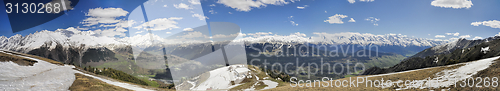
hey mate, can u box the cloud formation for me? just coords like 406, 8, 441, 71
435, 35, 446, 38
183, 28, 194, 31
431, 0, 473, 9
459, 35, 470, 38
324, 14, 348, 24
188, 0, 201, 5
133, 17, 183, 31
82, 7, 129, 26
365, 17, 380, 26
297, 5, 308, 9
217, 0, 298, 12
445, 32, 460, 36
192, 14, 208, 20
348, 0, 374, 4
288, 16, 298, 26
473, 36, 482, 40
471, 20, 500, 29
348, 18, 356, 22
174, 3, 193, 10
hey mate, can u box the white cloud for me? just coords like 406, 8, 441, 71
473, 36, 482, 40
135, 31, 144, 34
217, 0, 295, 12
163, 5, 168, 7
228, 12, 233, 14
134, 17, 182, 31
496, 32, 500, 36
166, 32, 172, 34
288, 16, 298, 26
297, 5, 308, 9
471, 22, 482, 26
100, 20, 136, 28
445, 32, 460, 36
86, 7, 128, 18
209, 4, 216, 7
435, 35, 446, 38
324, 14, 348, 24
245, 32, 273, 37
448, 37, 459, 41
183, 28, 194, 31
82, 7, 129, 26
209, 8, 217, 14
174, 3, 193, 10
192, 14, 208, 20
348, 0, 355, 3
431, 0, 473, 9
290, 21, 298, 26
349, 0, 374, 3
471, 20, 500, 29
92, 27, 127, 37
360, 0, 374, 2
292, 32, 306, 37
188, 0, 201, 5
212, 33, 240, 38
348, 18, 356, 22
324, 11, 327, 13
179, 31, 207, 38
365, 17, 380, 26
459, 35, 470, 38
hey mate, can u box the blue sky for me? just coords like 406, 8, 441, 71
201, 0, 500, 40
0, 0, 208, 39
1, 0, 499, 41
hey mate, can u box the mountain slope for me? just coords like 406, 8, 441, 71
363, 36, 500, 75
408, 36, 499, 59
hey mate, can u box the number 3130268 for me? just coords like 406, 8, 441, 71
6, 3, 62, 14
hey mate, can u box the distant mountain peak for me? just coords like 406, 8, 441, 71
237, 32, 448, 47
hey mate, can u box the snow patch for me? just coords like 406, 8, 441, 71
481, 47, 490, 54
191, 64, 251, 90
0, 51, 76, 91
261, 80, 278, 90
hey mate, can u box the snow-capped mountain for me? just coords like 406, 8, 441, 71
364, 36, 500, 75
410, 36, 500, 59
0, 27, 448, 53
0, 27, 452, 66
237, 32, 448, 47
0, 27, 124, 53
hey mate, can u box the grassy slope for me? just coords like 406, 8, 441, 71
265, 63, 464, 91
364, 55, 406, 69
0, 52, 38, 66
266, 58, 500, 91
1, 51, 64, 65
